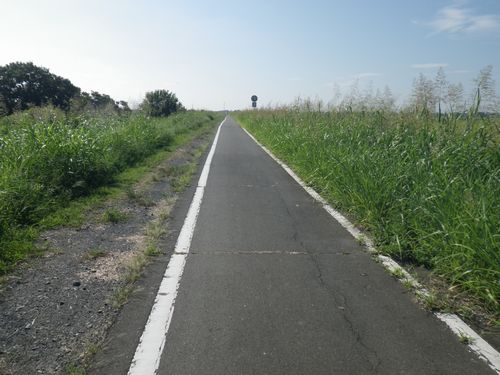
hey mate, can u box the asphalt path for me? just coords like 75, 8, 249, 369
93, 117, 494, 374
155, 117, 493, 374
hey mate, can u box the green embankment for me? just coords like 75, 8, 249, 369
0, 108, 222, 271
237, 109, 499, 313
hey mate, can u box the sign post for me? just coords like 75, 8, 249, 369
251, 95, 258, 108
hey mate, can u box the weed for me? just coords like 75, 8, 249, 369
111, 253, 147, 308
66, 363, 86, 375
421, 291, 448, 312
146, 222, 166, 241
356, 234, 367, 246
157, 166, 169, 177
111, 284, 134, 309
457, 305, 475, 321
102, 208, 128, 224
170, 164, 196, 192
125, 253, 147, 284
458, 332, 475, 345
390, 267, 406, 279
145, 243, 162, 257
402, 279, 415, 290
422, 292, 438, 310
83, 248, 106, 260
84, 342, 100, 358
126, 188, 154, 207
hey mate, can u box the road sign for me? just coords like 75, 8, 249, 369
251, 95, 258, 102
252, 102, 257, 108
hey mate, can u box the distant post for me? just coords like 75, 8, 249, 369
251, 95, 258, 108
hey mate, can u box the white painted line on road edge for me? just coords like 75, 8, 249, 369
241, 126, 500, 374
127, 117, 226, 375
436, 313, 500, 372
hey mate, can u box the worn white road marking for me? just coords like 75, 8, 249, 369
242, 126, 500, 374
436, 313, 500, 372
127, 117, 226, 375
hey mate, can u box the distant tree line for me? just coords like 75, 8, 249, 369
0, 62, 80, 115
0, 62, 185, 118
0, 62, 132, 116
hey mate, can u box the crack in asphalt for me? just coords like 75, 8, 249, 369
264, 190, 383, 371
308, 252, 383, 373
280, 197, 307, 251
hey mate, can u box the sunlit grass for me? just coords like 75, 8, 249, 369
0, 109, 221, 271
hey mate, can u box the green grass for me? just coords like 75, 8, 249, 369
65, 363, 87, 375
111, 252, 147, 308
0, 108, 222, 272
169, 164, 198, 192
102, 208, 129, 223
145, 243, 162, 257
458, 332, 475, 345
126, 187, 154, 207
237, 109, 499, 313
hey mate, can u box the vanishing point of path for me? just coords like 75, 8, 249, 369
92, 117, 494, 374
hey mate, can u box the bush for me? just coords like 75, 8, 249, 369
141, 89, 185, 117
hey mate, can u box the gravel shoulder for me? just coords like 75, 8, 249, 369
0, 127, 217, 375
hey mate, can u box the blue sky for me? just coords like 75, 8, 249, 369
1, 0, 499, 109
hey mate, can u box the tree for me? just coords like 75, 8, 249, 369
0, 94, 7, 116
69, 90, 130, 115
141, 89, 184, 117
0, 62, 80, 115
473, 65, 497, 113
117, 100, 130, 112
88, 91, 117, 109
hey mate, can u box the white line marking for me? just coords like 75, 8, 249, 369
436, 313, 500, 372
127, 117, 226, 375
241, 126, 500, 374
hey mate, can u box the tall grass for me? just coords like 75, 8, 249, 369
237, 109, 499, 312
0, 108, 220, 270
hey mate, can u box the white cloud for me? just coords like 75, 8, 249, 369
411, 63, 449, 69
465, 15, 499, 33
426, 2, 500, 36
